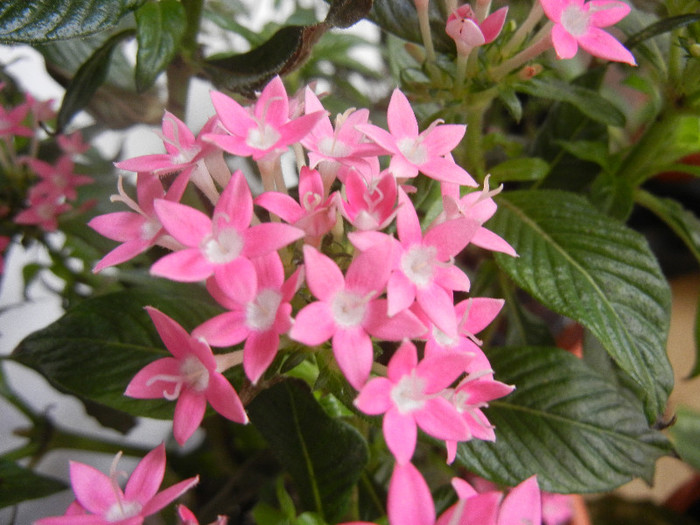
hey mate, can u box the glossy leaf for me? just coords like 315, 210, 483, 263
11, 286, 222, 420
489, 158, 549, 184
135, 0, 187, 92
369, 0, 454, 53
0, 0, 142, 43
491, 190, 673, 421
0, 458, 67, 508
247, 379, 368, 522
516, 78, 626, 127
456, 346, 672, 493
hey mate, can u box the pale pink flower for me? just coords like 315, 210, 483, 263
89, 173, 189, 272
446, 4, 508, 55
35, 443, 198, 525
193, 252, 303, 384
340, 169, 398, 231
357, 88, 475, 185
289, 243, 426, 389
23, 156, 92, 201
254, 166, 337, 246
541, 0, 636, 65
13, 186, 71, 232
0, 99, 33, 138
205, 76, 325, 161
150, 170, 304, 284
177, 504, 228, 525
354, 340, 471, 464
57, 131, 90, 155
125, 307, 248, 445
440, 177, 517, 257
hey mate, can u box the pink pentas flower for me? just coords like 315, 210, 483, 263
89, 173, 188, 272
540, 0, 636, 65
446, 4, 508, 55
354, 340, 471, 464
193, 251, 303, 385
13, 186, 71, 232
150, 170, 304, 285
289, 243, 426, 389
57, 131, 90, 155
125, 307, 248, 445
35, 443, 198, 525
0, 98, 33, 138
340, 169, 399, 231
254, 166, 337, 246
440, 177, 517, 257
23, 156, 93, 202
357, 88, 476, 185
205, 76, 325, 161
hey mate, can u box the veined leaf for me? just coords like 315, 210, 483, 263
0, 459, 67, 508
11, 286, 221, 420
0, 0, 143, 43
456, 346, 672, 493
248, 379, 368, 522
135, 0, 187, 92
491, 190, 673, 421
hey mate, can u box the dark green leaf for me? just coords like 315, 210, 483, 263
325, 0, 373, 28
489, 158, 549, 184
669, 406, 700, 471
247, 379, 368, 522
456, 346, 672, 493
135, 0, 186, 92
11, 286, 221, 419
589, 171, 635, 220
516, 78, 626, 127
497, 87, 523, 122
491, 190, 673, 421
56, 29, 136, 133
0, 458, 67, 508
0, 0, 142, 43
625, 14, 700, 50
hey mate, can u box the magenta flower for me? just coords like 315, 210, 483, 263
193, 251, 303, 385
354, 340, 471, 464
35, 444, 198, 525
205, 76, 325, 161
541, 0, 636, 65
446, 4, 508, 55
357, 88, 476, 185
125, 307, 248, 445
89, 173, 189, 272
289, 243, 426, 389
150, 170, 304, 284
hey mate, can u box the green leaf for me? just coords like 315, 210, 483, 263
247, 379, 368, 522
625, 14, 700, 50
489, 158, 549, 184
491, 190, 673, 421
135, 0, 186, 92
11, 286, 221, 419
516, 77, 626, 127
0, 0, 142, 43
589, 171, 635, 221
0, 458, 67, 508
56, 29, 136, 133
669, 406, 700, 471
456, 346, 672, 493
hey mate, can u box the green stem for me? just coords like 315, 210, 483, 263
501, 1, 544, 57
491, 23, 553, 81
464, 96, 493, 182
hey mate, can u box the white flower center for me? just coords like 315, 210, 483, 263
105, 500, 142, 522
141, 218, 161, 241
180, 356, 210, 392
246, 289, 283, 331
331, 290, 368, 328
432, 325, 458, 348
247, 123, 281, 151
561, 5, 590, 36
400, 245, 437, 288
391, 373, 427, 414
172, 144, 201, 165
397, 136, 428, 166
201, 227, 243, 264
318, 136, 352, 158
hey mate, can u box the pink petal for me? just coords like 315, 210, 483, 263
396, 188, 423, 245
69, 462, 115, 514
354, 377, 393, 415
242, 223, 304, 258
551, 24, 579, 59
588, 0, 631, 26
173, 389, 207, 445
383, 408, 417, 465
419, 157, 476, 186
255, 191, 303, 223
302, 245, 345, 301
252, 251, 285, 289
365, 299, 427, 341
213, 257, 258, 304
541, 0, 567, 22
386, 271, 417, 317
471, 228, 518, 256
456, 297, 505, 334
255, 76, 288, 126
88, 212, 146, 242
345, 240, 392, 294
151, 249, 213, 282
355, 124, 399, 155
481, 6, 509, 42
206, 373, 249, 423
145, 307, 192, 360
577, 26, 637, 65
243, 330, 280, 384
93, 238, 152, 272
415, 397, 470, 441
387, 89, 419, 138
280, 111, 327, 145
434, 264, 471, 293
417, 284, 459, 337
217, 170, 253, 231
290, 301, 336, 345
210, 91, 254, 135
452, 478, 479, 500
192, 311, 249, 347
417, 353, 471, 393
154, 199, 210, 247
387, 462, 435, 525
421, 124, 466, 156
332, 327, 373, 389
498, 476, 541, 525
125, 357, 181, 399
142, 476, 199, 517
387, 340, 418, 382
124, 443, 166, 503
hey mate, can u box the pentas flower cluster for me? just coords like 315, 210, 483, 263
85, 75, 529, 522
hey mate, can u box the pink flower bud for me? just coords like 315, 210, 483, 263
446, 4, 508, 55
